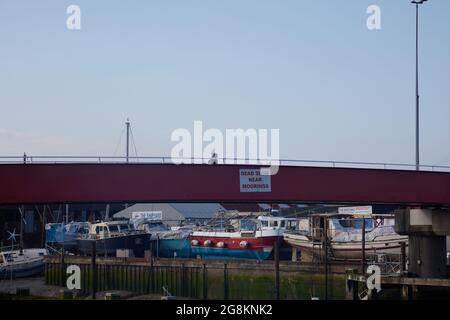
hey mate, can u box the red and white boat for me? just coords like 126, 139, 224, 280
190, 216, 298, 261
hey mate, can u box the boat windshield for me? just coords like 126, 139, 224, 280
286, 220, 297, 231
338, 219, 373, 230
109, 225, 121, 233
240, 220, 257, 231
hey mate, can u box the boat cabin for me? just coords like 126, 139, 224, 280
89, 221, 134, 239
307, 213, 375, 241
257, 216, 299, 234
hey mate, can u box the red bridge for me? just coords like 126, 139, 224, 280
1, 163, 450, 205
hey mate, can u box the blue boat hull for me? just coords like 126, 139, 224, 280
154, 239, 192, 258
191, 247, 272, 261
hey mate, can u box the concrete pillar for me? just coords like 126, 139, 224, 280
395, 208, 450, 278
408, 235, 447, 278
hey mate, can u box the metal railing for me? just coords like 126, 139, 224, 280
0, 243, 20, 253
1, 155, 450, 172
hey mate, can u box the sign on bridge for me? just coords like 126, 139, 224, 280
239, 169, 272, 193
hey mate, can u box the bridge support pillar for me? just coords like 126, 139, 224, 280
395, 208, 450, 278
408, 235, 447, 278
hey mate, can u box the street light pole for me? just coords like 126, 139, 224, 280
412, 0, 428, 171
125, 118, 130, 163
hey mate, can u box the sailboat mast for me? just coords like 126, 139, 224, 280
105, 204, 110, 221
19, 205, 24, 251
126, 119, 130, 163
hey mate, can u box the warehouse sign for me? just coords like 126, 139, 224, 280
338, 206, 372, 217
240, 169, 271, 193
131, 211, 163, 221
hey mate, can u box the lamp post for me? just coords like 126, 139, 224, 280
411, 0, 428, 171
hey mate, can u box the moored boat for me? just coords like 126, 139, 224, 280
133, 220, 193, 258
0, 248, 47, 279
190, 215, 298, 261
77, 220, 152, 258
45, 222, 89, 252
284, 213, 408, 262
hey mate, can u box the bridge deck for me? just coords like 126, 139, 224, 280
0, 163, 450, 205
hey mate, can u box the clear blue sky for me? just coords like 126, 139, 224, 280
1, 0, 449, 165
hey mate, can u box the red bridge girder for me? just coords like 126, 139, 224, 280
0, 164, 450, 205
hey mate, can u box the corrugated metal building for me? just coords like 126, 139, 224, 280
113, 203, 227, 226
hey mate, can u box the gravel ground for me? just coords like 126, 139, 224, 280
0, 277, 188, 300
0, 277, 61, 298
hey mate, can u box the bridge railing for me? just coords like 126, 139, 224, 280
0, 155, 450, 172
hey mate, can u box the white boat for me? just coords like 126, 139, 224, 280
284, 213, 408, 262
0, 248, 47, 278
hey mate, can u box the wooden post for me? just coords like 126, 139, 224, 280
223, 263, 229, 300
41, 205, 46, 248
181, 263, 186, 297
156, 235, 159, 258
91, 241, 97, 299
402, 285, 412, 300
345, 269, 359, 300
60, 252, 65, 287
361, 218, 366, 275
44, 261, 48, 284
400, 241, 407, 273
324, 217, 328, 300
412, 285, 419, 300
274, 237, 280, 300
202, 264, 207, 300
291, 247, 299, 262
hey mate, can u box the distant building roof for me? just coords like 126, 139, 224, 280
258, 204, 271, 210
220, 203, 263, 212
113, 203, 227, 222
113, 203, 183, 222
171, 203, 226, 219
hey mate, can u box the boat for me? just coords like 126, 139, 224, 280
0, 248, 47, 279
77, 220, 152, 258
283, 213, 408, 262
45, 222, 90, 252
132, 220, 193, 258
190, 215, 298, 261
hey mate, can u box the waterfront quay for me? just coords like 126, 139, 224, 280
42, 255, 353, 300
